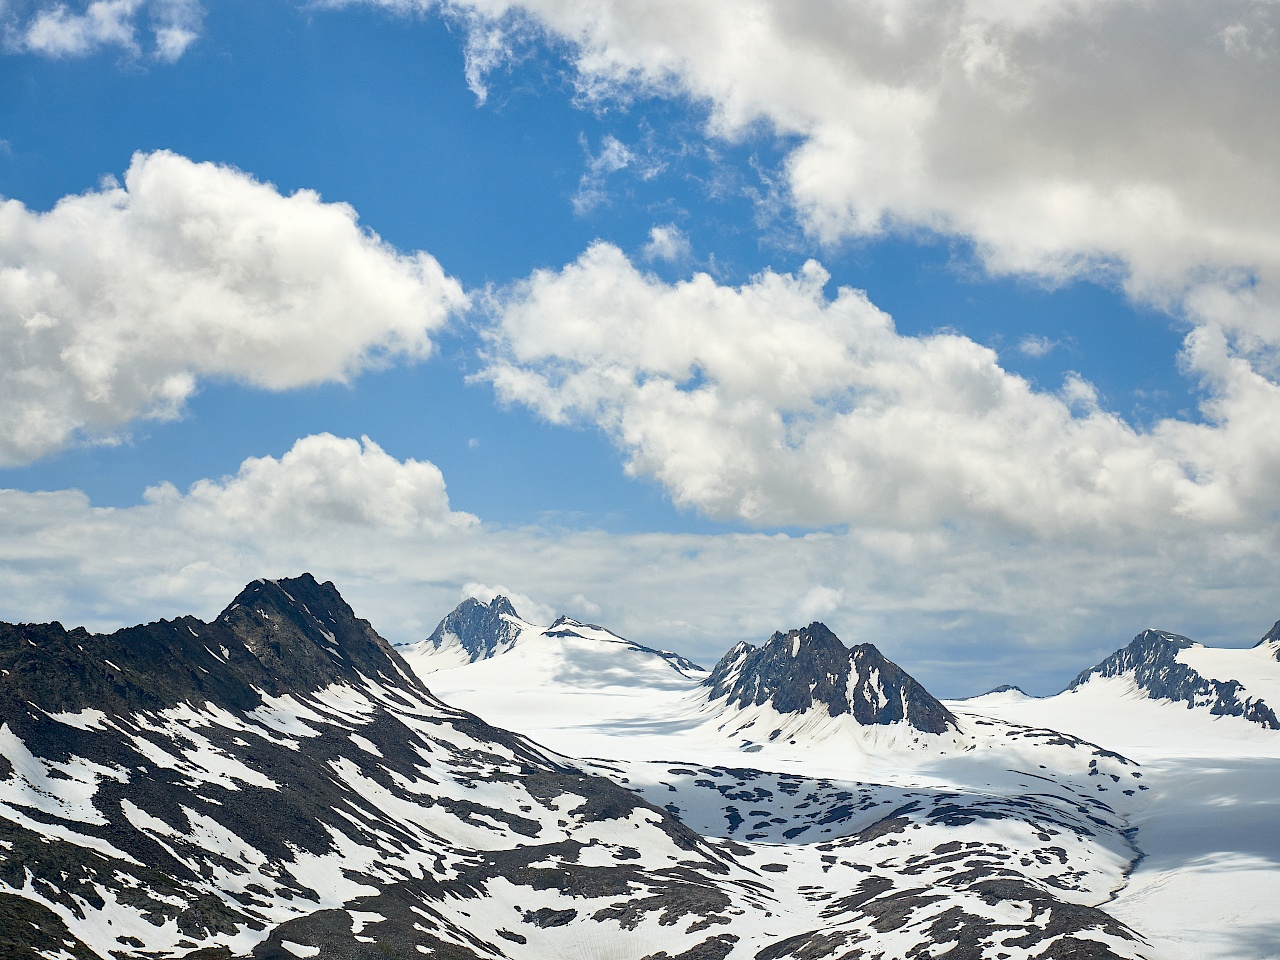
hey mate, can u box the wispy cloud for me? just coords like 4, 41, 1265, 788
9, 0, 203, 62
1017, 334, 1058, 358
642, 224, 691, 263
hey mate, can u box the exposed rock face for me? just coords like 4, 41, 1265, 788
1257, 619, 1280, 660
706, 623, 957, 734
0, 575, 747, 960
1068, 628, 1280, 729
979, 684, 1029, 696
0, 581, 1152, 960
425, 594, 524, 661
0, 573, 416, 719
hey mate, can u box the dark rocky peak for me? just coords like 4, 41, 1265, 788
706, 623, 956, 734
217, 573, 417, 695
950, 683, 1033, 701
1069, 628, 1279, 729
546, 614, 588, 635
1256, 619, 1280, 660
707, 622, 849, 715
847, 643, 957, 733
426, 594, 524, 662
1067, 629, 1194, 690
0, 574, 423, 732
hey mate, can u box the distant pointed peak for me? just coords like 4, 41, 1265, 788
427, 594, 527, 662
1255, 619, 1280, 656
1132, 628, 1194, 648
490, 594, 518, 616
1067, 627, 1280, 730
707, 623, 955, 734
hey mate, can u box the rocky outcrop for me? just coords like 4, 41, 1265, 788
425, 594, 526, 662
706, 622, 957, 734
1068, 628, 1280, 729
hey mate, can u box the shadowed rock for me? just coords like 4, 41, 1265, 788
706, 622, 957, 734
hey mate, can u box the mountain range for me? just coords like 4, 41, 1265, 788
1, 578, 1277, 958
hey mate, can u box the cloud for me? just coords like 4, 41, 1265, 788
1016, 334, 1057, 358
0, 432, 1277, 696
480, 243, 1280, 536
573, 134, 635, 214
0, 150, 467, 466
10, 0, 203, 61
642, 224, 691, 263
325, 0, 1280, 349
144, 433, 477, 536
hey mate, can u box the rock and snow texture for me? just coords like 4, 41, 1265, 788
704, 622, 958, 746
0, 576, 748, 960
1067, 628, 1280, 729
399, 597, 704, 680
409, 609, 711, 760
397, 594, 534, 672
0, 580, 1158, 959
945, 620, 1280, 960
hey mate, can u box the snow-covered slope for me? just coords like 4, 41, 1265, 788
0, 577, 765, 960
945, 622, 1280, 960
413, 612, 710, 757
0, 578, 1156, 959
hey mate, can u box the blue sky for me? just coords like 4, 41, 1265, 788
0, 0, 1276, 695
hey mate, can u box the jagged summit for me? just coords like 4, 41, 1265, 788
1069, 628, 1280, 729
706, 622, 957, 735
0, 573, 424, 721
423, 593, 526, 663
218, 573, 416, 693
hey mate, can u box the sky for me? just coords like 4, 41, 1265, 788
0, 0, 1277, 696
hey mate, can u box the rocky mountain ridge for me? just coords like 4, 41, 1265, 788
0, 576, 1155, 959
0, 575, 755, 959
420, 593, 527, 663
1068, 628, 1280, 729
705, 622, 958, 735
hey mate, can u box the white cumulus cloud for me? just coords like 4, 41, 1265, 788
642, 224, 691, 264
480, 243, 1280, 536
330, 0, 1280, 348
144, 433, 477, 536
0, 150, 468, 466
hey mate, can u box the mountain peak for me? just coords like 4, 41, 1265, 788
0, 575, 422, 724
217, 573, 417, 694
426, 594, 527, 663
706, 623, 956, 734
1069, 627, 1279, 729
